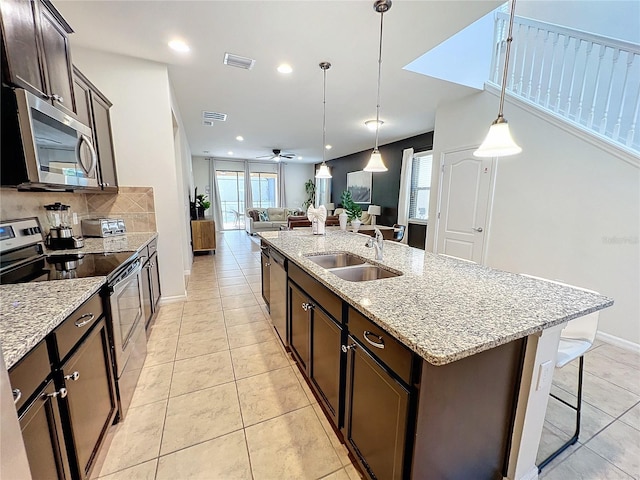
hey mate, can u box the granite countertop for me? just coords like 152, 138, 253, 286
0, 277, 106, 369
1, 232, 158, 369
260, 229, 614, 366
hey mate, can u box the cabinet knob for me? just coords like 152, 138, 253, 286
74, 313, 95, 328
472, 227, 483, 233
64, 371, 80, 381
51, 94, 64, 103
12, 389, 21, 404
301, 302, 314, 312
341, 344, 356, 353
46, 388, 67, 399
264, 263, 271, 267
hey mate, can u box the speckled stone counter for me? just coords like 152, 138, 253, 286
260, 229, 614, 366
45, 232, 158, 255
0, 277, 106, 369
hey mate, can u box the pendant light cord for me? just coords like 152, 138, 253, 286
374, 10, 384, 150
322, 66, 327, 164
498, 0, 517, 120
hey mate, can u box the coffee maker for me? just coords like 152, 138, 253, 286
44, 202, 84, 250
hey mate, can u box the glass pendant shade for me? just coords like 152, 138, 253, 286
474, 118, 522, 157
316, 163, 332, 179
364, 149, 388, 172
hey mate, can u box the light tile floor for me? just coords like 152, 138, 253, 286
94, 230, 640, 479
94, 230, 360, 480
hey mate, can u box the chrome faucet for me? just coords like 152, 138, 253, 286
365, 228, 384, 261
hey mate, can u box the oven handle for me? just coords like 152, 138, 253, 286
110, 259, 142, 293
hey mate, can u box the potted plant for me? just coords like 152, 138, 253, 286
302, 179, 316, 210
340, 190, 362, 230
196, 194, 211, 218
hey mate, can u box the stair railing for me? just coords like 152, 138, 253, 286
491, 12, 640, 153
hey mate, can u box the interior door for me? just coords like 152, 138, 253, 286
435, 149, 495, 263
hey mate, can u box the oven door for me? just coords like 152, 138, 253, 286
15, 89, 98, 188
109, 260, 145, 378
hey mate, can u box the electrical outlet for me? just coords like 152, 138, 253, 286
72, 213, 78, 225
536, 360, 554, 391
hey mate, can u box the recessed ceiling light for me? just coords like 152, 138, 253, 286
325, 145, 332, 150
297, 156, 303, 160
168, 40, 190, 53
365, 119, 384, 131
277, 64, 293, 74
227, 151, 234, 155
236, 136, 244, 141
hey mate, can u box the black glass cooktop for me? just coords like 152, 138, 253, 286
1, 251, 137, 284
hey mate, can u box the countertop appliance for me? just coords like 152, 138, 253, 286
81, 218, 126, 237
269, 247, 287, 346
0, 217, 146, 421
44, 202, 84, 250
1, 87, 98, 189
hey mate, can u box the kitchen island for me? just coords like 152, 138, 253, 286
259, 229, 613, 480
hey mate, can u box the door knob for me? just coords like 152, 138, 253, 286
472, 227, 483, 232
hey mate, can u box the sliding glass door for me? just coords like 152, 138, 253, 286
216, 170, 245, 229
250, 172, 278, 208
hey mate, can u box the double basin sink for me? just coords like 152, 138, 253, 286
305, 252, 402, 282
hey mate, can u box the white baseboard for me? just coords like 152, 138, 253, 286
596, 331, 640, 353
159, 295, 187, 305
184, 269, 191, 277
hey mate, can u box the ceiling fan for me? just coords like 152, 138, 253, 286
256, 149, 296, 161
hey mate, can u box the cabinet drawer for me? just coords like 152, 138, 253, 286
348, 308, 413, 384
9, 340, 50, 412
53, 292, 104, 361
289, 262, 342, 321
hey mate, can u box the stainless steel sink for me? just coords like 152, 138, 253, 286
329, 264, 402, 282
305, 252, 367, 269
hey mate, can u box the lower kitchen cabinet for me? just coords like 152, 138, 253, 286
19, 379, 72, 480
289, 283, 310, 371
260, 241, 270, 308
141, 239, 161, 330
343, 335, 410, 480
59, 318, 117, 479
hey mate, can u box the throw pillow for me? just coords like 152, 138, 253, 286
259, 211, 269, 222
248, 210, 260, 222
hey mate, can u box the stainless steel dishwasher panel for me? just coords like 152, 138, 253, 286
269, 248, 287, 347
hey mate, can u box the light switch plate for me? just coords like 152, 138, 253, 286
536, 360, 554, 391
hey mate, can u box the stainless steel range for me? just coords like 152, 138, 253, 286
0, 217, 146, 420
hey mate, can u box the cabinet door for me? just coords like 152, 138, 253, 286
289, 283, 310, 371
91, 93, 118, 189
61, 320, 117, 479
72, 70, 92, 130
261, 251, 270, 306
310, 307, 342, 425
149, 252, 161, 310
37, 0, 75, 116
0, 0, 47, 96
343, 336, 409, 480
141, 260, 153, 328
20, 379, 72, 480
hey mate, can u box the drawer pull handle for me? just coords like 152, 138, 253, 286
341, 344, 356, 353
302, 302, 314, 312
46, 388, 67, 399
363, 331, 385, 349
74, 313, 95, 328
64, 371, 80, 381
12, 389, 21, 404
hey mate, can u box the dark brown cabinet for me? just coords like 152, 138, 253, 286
73, 67, 118, 191
141, 239, 161, 330
1, 0, 76, 116
58, 318, 117, 479
343, 335, 410, 480
260, 243, 270, 308
289, 283, 310, 371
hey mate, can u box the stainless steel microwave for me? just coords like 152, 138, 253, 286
1, 88, 98, 189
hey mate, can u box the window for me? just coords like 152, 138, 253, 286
250, 172, 278, 208
408, 152, 433, 222
216, 170, 245, 229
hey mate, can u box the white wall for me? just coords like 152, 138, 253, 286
284, 163, 315, 210
428, 90, 640, 345
72, 47, 188, 300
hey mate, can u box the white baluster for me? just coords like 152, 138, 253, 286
599, 48, 620, 135
545, 32, 560, 108
509, 21, 521, 91
587, 44, 607, 129
613, 52, 635, 141
565, 38, 583, 117
626, 81, 640, 147
555, 36, 572, 113
576, 42, 594, 122
536, 30, 552, 103
527, 28, 541, 99
517, 24, 529, 95
492, 16, 506, 84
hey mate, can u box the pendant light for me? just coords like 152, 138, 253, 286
315, 62, 332, 179
474, 0, 522, 158
364, 0, 391, 173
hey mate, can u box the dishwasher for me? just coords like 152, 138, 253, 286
269, 248, 287, 346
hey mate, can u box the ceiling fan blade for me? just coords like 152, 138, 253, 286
281, 154, 295, 159
256, 155, 275, 159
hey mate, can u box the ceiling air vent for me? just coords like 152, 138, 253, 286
223, 53, 255, 70
202, 111, 227, 126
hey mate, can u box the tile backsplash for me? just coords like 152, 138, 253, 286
0, 186, 156, 235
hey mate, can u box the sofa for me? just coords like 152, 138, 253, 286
245, 207, 305, 234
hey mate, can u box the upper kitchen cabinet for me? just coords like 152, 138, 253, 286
73, 67, 119, 191
1, 0, 76, 117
